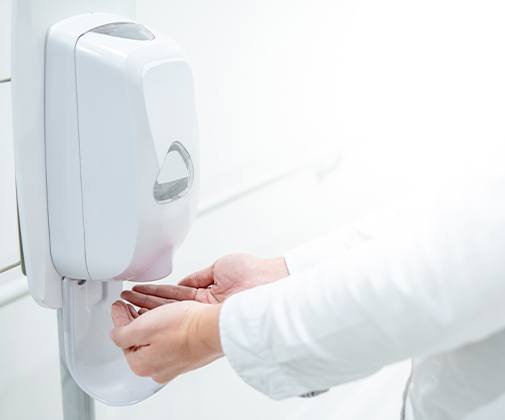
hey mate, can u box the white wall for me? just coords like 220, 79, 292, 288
0, 0, 10, 80
0, 83, 18, 269
3, 0, 505, 419
0, 0, 17, 269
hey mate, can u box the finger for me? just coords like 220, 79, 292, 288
194, 287, 221, 304
127, 303, 139, 319
110, 303, 154, 349
121, 290, 175, 309
151, 372, 172, 384
132, 284, 197, 301
178, 266, 214, 288
124, 347, 154, 377
110, 318, 150, 349
111, 301, 133, 328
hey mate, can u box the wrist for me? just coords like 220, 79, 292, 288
267, 256, 289, 279
191, 303, 224, 361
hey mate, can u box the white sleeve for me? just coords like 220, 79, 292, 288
283, 223, 374, 275
219, 171, 505, 400
283, 197, 412, 275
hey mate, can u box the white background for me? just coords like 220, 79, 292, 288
2, 0, 505, 418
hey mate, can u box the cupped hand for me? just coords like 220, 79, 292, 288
121, 254, 288, 313
110, 299, 223, 384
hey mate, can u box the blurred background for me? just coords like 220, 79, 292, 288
1, 0, 505, 418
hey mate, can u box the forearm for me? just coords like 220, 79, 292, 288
188, 303, 224, 365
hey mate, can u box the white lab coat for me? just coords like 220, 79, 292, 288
219, 156, 505, 420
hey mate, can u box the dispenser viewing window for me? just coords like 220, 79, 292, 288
154, 141, 195, 204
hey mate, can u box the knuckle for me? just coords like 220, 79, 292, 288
152, 373, 172, 384
151, 375, 164, 384
110, 330, 123, 347
128, 358, 151, 377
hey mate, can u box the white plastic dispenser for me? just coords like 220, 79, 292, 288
15, 13, 198, 405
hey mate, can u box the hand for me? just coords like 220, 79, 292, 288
110, 300, 223, 383
121, 254, 288, 313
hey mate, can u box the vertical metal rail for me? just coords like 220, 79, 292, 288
57, 309, 96, 420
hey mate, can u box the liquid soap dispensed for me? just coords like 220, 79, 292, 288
33, 13, 197, 405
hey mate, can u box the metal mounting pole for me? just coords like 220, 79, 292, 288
57, 309, 96, 420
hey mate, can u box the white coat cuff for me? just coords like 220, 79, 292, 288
219, 281, 309, 399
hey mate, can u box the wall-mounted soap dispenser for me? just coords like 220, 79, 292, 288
12, 3, 198, 407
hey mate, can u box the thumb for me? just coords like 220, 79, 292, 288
111, 301, 132, 327
178, 265, 214, 288
110, 301, 144, 349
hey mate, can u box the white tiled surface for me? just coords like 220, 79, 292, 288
0, 82, 18, 269
0, 0, 11, 79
